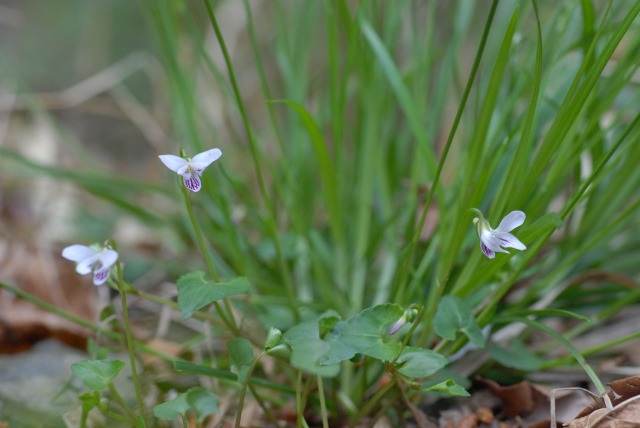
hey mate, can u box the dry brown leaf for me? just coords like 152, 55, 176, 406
575, 375, 640, 419
478, 377, 548, 418
567, 388, 640, 427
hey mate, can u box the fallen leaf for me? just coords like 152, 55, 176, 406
477, 377, 546, 418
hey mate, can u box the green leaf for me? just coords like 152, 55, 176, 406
229, 338, 254, 367
320, 304, 404, 365
433, 296, 484, 347
283, 321, 340, 377
487, 339, 542, 372
228, 338, 254, 383
421, 379, 470, 397
177, 272, 249, 319
395, 346, 448, 379
187, 388, 219, 423
318, 310, 341, 338
153, 392, 190, 421
71, 359, 124, 391
153, 387, 218, 422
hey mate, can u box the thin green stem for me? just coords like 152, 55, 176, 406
394, 0, 500, 301
248, 384, 282, 428
0, 280, 187, 366
115, 260, 147, 423
80, 409, 88, 428
349, 377, 397, 428
201, 0, 299, 320
296, 370, 306, 428
496, 316, 607, 395
109, 383, 137, 421
541, 330, 640, 369
317, 376, 330, 428
182, 186, 220, 282
390, 306, 425, 366
99, 407, 136, 426
181, 184, 240, 336
235, 352, 265, 428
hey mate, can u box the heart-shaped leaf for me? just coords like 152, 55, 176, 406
395, 346, 448, 378
433, 296, 484, 347
177, 271, 249, 319
153, 387, 218, 422
320, 304, 404, 365
283, 321, 340, 377
71, 359, 124, 391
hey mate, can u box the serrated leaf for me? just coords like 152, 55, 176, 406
433, 296, 484, 347
395, 346, 448, 379
153, 387, 218, 422
421, 379, 470, 397
177, 272, 249, 319
319, 304, 404, 365
71, 359, 124, 391
487, 339, 542, 371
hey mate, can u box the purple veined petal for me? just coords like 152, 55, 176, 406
480, 231, 503, 252
494, 232, 526, 250
159, 155, 188, 173
76, 254, 99, 275
481, 233, 509, 255
480, 242, 495, 259
62, 245, 96, 262
495, 211, 525, 233
93, 267, 111, 286
183, 174, 202, 192
99, 250, 119, 269
190, 148, 222, 172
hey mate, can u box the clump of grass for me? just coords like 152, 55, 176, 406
3, 0, 640, 426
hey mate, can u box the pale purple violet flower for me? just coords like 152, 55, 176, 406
159, 149, 222, 192
62, 244, 118, 286
472, 210, 526, 259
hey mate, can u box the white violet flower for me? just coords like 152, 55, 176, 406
159, 148, 222, 192
62, 244, 119, 286
472, 209, 526, 259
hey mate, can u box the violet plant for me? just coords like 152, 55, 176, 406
1, 1, 640, 426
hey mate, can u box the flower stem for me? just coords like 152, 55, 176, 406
201, 0, 299, 321
317, 376, 330, 428
235, 352, 265, 428
181, 185, 240, 336
115, 260, 146, 424
349, 377, 396, 428
109, 383, 137, 420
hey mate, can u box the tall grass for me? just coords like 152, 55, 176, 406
3, 0, 640, 425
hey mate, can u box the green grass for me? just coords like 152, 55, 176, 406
3, 0, 640, 426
